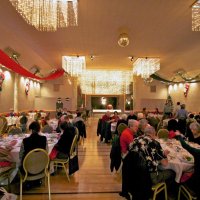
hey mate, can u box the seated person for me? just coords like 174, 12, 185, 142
111, 111, 120, 122
167, 119, 178, 139
19, 121, 48, 164
115, 114, 128, 135
73, 112, 84, 124
19, 113, 28, 133
176, 131, 200, 199
54, 126, 76, 159
127, 110, 137, 122
129, 126, 175, 186
154, 107, 160, 115
135, 118, 148, 137
188, 122, 200, 145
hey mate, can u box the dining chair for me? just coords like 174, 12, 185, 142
19, 148, 51, 200
117, 123, 128, 136
53, 134, 78, 182
0, 116, 8, 135
8, 127, 22, 135
178, 184, 197, 200
157, 129, 169, 139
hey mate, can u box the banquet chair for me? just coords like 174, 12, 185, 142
19, 148, 51, 200
178, 184, 197, 200
74, 121, 86, 144
117, 123, 128, 136
157, 129, 169, 139
0, 116, 8, 134
42, 125, 53, 133
0, 163, 16, 192
53, 134, 78, 182
8, 127, 22, 135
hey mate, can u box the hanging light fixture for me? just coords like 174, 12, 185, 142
62, 56, 86, 77
9, 0, 78, 32
192, 0, 200, 31
133, 58, 160, 79
79, 70, 133, 95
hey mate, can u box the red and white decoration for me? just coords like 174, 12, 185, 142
25, 80, 30, 95
184, 83, 190, 97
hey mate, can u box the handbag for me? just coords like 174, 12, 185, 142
49, 147, 58, 160
69, 155, 79, 175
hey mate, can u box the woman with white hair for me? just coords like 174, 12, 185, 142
189, 122, 200, 145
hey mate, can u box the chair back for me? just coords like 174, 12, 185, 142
8, 127, 22, 135
69, 135, 78, 157
117, 123, 128, 135
42, 125, 53, 133
157, 129, 169, 139
23, 148, 49, 177
0, 117, 8, 134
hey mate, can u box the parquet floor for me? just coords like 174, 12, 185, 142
11, 117, 124, 200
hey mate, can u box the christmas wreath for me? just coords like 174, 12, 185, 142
0, 70, 5, 91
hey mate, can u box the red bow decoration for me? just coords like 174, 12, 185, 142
184, 83, 190, 97
0, 70, 5, 91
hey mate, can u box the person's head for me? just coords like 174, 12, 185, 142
121, 114, 127, 121
60, 121, 72, 131
76, 112, 82, 117
181, 104, 185, 109
189, 122, 200, 138
138, 119, 148, 131
167, 119, 178, 131
128, 119, 139, 134
113, 111, 118, 116
177, 102, 180, 106
195, 115, 200, 123
29, 121, 40, 133
188, 113, 194, 119
137, 113, 144, 120
129, 110, 134, 116
60, 114, 69, 122
144, 126, 156, 139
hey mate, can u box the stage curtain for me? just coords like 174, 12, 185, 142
0, 50, 64, 80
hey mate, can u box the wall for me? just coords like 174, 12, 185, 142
0, 70, 14, 112
40, 76, 77, 111
134, 77, 168, 111
168, 82, 200, 113
0, 69, 41, 113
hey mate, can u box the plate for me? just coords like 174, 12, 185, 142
179, 155, 194, 164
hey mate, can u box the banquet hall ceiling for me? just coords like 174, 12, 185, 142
0, 0, 199, 80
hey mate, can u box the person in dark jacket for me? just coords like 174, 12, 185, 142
19, 121, 47, 165
54, 126, 76, 159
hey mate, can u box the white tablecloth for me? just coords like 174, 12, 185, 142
0, 133, 58, 185
158, 139, 195, 183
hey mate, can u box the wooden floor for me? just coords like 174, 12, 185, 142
10, 117, 124, 200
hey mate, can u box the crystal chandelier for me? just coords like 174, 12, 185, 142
62, 56, 86, 77
192, 0, 200, 31
79, 70, 133, 95
9, 0, 78, 32
133, 58, 160, 79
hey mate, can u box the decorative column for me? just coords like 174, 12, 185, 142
14, 73, 19, 112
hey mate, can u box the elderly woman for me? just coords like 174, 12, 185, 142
189, 122, 200, 145
135, 119, 148, 137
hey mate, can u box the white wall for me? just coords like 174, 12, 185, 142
168, 82, 200, 113
134, 77, 168, 111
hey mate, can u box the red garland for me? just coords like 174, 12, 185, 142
0, 50, 64, 80
184, 83, 190, 97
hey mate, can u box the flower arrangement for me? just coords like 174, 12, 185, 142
0, 70, 5, 91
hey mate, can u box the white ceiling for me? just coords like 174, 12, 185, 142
0, 0, 199, 80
